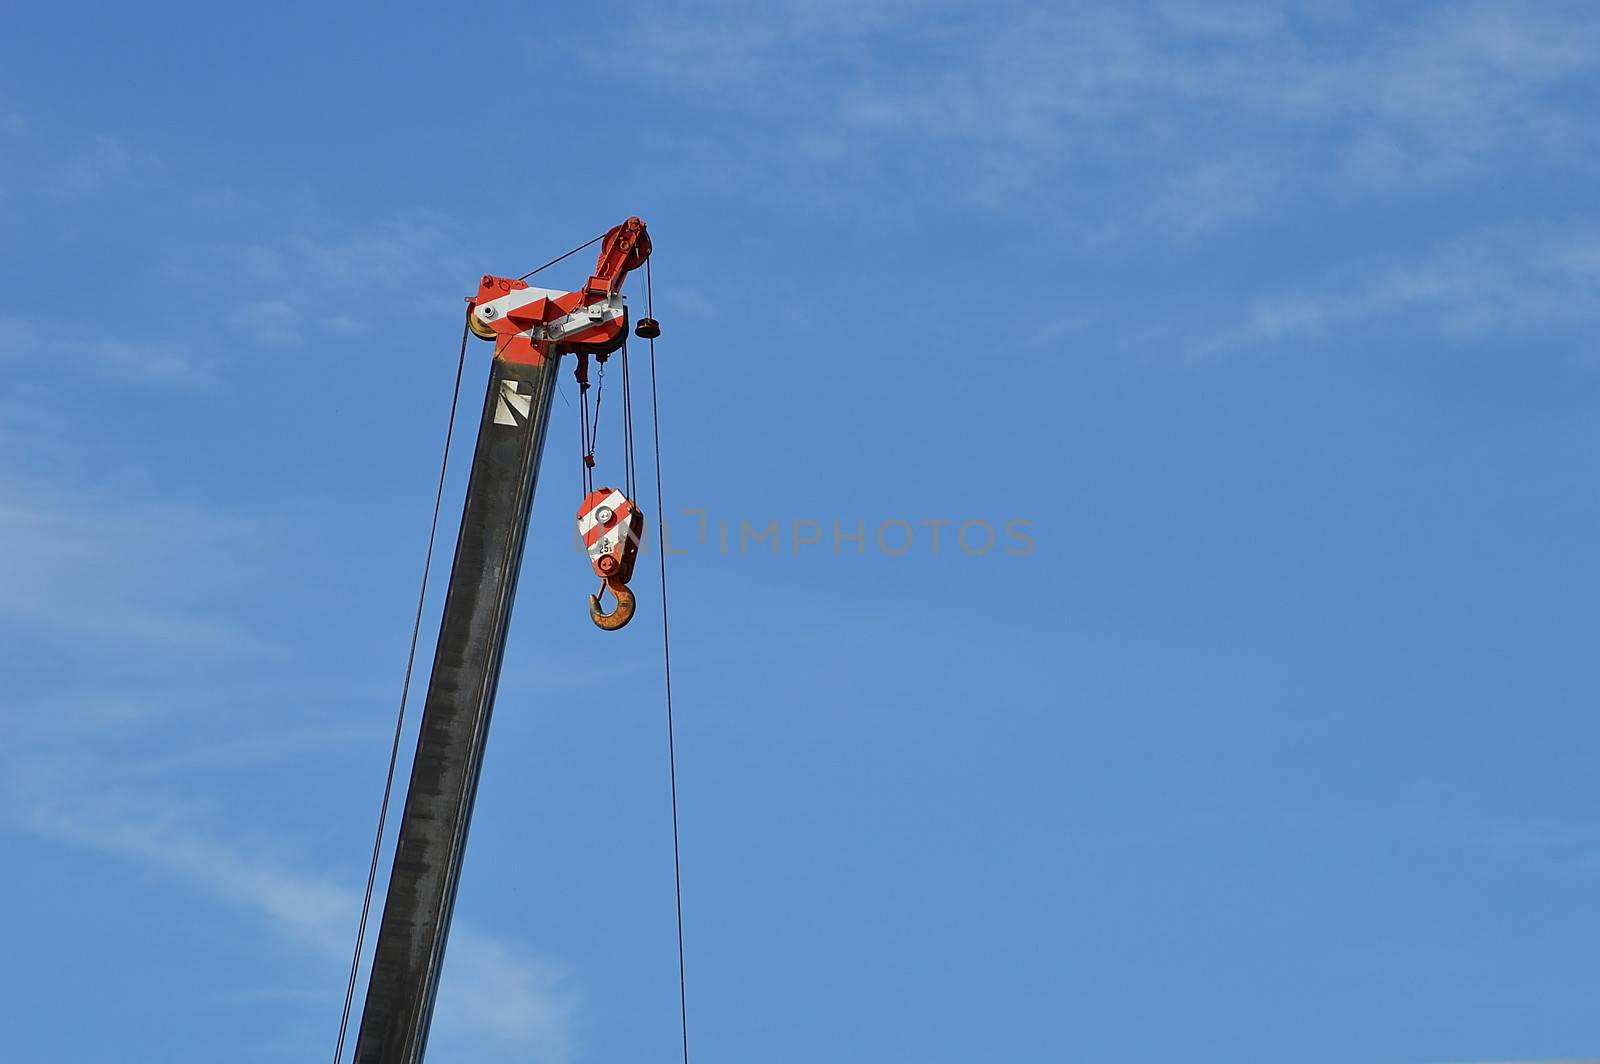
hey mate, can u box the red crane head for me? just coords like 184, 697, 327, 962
466, 217, 651, 366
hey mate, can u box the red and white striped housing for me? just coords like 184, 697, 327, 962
577, 487, 645, 584
468, 217, 651, 366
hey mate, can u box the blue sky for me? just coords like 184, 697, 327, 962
3, 2, 1599, 1062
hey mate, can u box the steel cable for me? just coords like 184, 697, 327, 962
331, 320, 470, 1064
646, 257, 692, 1064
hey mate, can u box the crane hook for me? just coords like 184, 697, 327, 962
589, 576, 636, 631
578, 488, 644, 633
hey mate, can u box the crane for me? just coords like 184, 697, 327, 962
344, 218, 656, 1064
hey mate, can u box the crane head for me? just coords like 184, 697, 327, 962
466, 217, 651, 366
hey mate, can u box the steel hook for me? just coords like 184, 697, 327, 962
589, 577, 636, 631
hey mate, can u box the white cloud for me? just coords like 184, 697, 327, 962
167, 212, 476, 350
0, 315, 34, 358
285, 215, 464, 288
86, 335, 206, 386
436, 930, 576, 1064
1148, 155, 1283, 237
0, 484, 268, 655
1202, 223, 1600, 352
2, 211, 466, 377
0, 314, 207, 388
204, 213, 466, 293
1, 749, 577, 1062
614, 2, 1600, 230
63, 133, 132, 193
226, 299, 304, 348
0, 450, 573, 1058
13, 775, 352, 943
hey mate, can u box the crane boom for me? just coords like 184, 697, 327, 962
351, 219, 651, 1064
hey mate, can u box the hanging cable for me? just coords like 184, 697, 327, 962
621, 339, 638, 502
331, 320, 471, 1064
644, 257, 691, 1064
579, 365, 594, 496
588, 358, 607, 472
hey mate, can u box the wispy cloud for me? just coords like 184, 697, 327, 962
63, 133, 132, 193
436, 930, 575, 1063
224, 299, 304, 349
0, 434, 573, 1058
170, 212, 474, 349
0, 483, 270, 655
615, 2, 1600, 231
1201, 223, 1600, 353
0, 314, 207, 389
1, 211, 470, 386
11, 770, 352, 945
1, 756, 576, 1062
